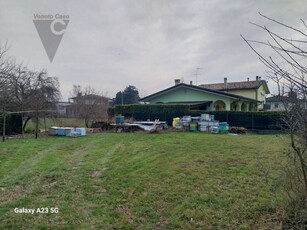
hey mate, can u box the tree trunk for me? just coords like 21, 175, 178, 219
23, 116, 31, 133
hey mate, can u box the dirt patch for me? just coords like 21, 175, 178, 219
179, 173, 187, 177
90, 170, 102, 178
0, 185, 28, 203
44, 175, 57, 183
117, 205, 135, 224
251, 212, 282, 230
195, 160, 204, 164
154, 216, 170, 229
191, 159, 205, 167
226, 158, 246, 166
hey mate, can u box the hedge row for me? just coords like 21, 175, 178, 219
0, 114, 23, 135
108, 104, 287, 130
109, 104, 191, 115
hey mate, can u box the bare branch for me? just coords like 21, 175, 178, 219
259, 12, 307, 38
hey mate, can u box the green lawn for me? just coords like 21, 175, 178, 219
0, 132, 286, 229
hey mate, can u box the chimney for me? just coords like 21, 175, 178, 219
256, 76, 259, 81
190, 81, 193, 85
247, 77, 249, 82
174, 79, 181, 85
224, 77, 227, 89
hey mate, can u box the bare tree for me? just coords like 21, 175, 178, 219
69, 85, 109, 127
0, 43, 61, 133
0, 43, 15, 108
242, 13, 307, 227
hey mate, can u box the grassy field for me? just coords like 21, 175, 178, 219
0, 132, 286, 229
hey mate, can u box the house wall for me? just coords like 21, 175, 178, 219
223, 87, 266, 102
266, 101, 290, 111
55, 102, 71, 116
223, 89, 256, 100
144, 87, 234, 111
256, 85, 266, 110
221, 85, 267, 111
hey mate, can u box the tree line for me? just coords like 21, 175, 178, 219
0, 43, 60, 132
0, 42, 142, 130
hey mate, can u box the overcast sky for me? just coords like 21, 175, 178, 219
1, 0, 307, 100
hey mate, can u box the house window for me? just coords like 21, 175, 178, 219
274, 103, 279, 108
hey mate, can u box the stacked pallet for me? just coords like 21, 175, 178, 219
173, 114, 229, 133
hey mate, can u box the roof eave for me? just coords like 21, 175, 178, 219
139, 83, 242, 102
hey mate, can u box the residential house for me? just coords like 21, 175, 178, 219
265, 95, 291, 111
139, 80, 262, 112
66, 93, 112, 117
55, 102, 72, 116
265, 91, 307, 111
199, 76, 270, 111
69, 93, 113, 104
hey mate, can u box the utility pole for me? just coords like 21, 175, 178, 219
195, 67, 201, 85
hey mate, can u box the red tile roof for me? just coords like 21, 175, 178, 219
199, 80, 270, 93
